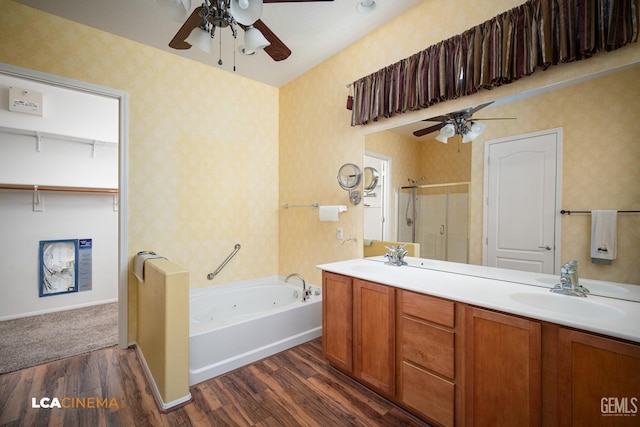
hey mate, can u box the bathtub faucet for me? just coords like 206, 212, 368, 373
285, 273, 311, 302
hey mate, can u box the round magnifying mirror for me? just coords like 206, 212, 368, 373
337, 163, 362, 190
364, 166, 379, 192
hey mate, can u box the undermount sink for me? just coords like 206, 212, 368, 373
536, 277, 629, 295
509, 292, 625, 319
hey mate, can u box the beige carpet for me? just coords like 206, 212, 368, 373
0, 302, 118, 374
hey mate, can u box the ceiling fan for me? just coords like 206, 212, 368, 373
413, 101, 515, 143
166, 0, 334, 62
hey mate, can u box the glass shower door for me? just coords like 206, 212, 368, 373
397, 182, 469, 263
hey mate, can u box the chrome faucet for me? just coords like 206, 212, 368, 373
285, 273, 311, 302
550, 260, 590, 297
384, 244, 408, 266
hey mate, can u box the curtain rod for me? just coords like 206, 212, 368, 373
0, 184, 118, 194
560, 209, 640, 215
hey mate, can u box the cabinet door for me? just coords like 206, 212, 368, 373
353, 279, 395, 396
322, 272, 353, 372
558, 328, 640, 427
466, 307, 541, 427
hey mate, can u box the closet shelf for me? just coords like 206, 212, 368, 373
0, 125, 117, 149
0, 184, 118, 194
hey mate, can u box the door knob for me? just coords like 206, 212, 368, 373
538, 245, 551, 250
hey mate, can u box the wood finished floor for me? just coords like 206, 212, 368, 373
0, 338, 432, 426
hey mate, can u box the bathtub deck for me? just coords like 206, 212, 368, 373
0, 338, 431, 426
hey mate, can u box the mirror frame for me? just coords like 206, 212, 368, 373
363, 166, 379, 192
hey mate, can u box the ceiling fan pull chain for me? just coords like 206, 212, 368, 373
218, 30, 223, 65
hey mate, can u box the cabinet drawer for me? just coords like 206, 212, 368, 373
402, 361, 454, 427
402, 291, 454, 328
402, 317, 454, 379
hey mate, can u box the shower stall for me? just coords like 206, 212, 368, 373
397, 182, 470, 263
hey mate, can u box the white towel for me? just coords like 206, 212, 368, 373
133, 251, 163, 282
590, 210, 617, 264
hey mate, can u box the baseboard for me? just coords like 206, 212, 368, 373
133, 344, 192, 411
0, 298, 118, 321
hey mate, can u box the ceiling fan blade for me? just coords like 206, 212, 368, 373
467, 101, 494, 115
169, 6, 205, 50
421, 115, 450, 123
251, 19, 291, 61
472, 117, 517, 120
414, 123, 445, 137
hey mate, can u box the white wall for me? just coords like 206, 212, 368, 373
0, 73, 118, 188
0, 190, 118, 319
0, 73, 118, 319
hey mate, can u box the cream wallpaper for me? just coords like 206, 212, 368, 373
280, 0, 640, 286
468, 68, 640, 284
1, 0, 279, 339
1, 0, 639, 344
365, 131, 421, 239
0, 0, 279, 282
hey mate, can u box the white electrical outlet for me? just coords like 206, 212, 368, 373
336, 228, 344, 240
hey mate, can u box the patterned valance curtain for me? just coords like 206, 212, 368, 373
350, 0, 638, 126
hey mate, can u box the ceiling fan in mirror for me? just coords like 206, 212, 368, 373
413, 101, 516, 143
160, 0, 333, 65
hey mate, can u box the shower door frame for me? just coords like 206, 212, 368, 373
397, 181, 470, 261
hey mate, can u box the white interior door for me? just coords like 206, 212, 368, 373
484, 128, 561, 274
364, 153, 390, 241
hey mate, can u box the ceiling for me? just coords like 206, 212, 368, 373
15, 0, 422, 88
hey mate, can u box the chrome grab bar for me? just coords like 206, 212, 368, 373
207, 243, 241, 280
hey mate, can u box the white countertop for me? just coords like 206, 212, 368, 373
317, 257, 640, 344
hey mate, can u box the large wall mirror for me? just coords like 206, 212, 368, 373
364, 64, 640, 286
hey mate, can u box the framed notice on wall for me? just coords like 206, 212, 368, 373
39, 239, 78, 297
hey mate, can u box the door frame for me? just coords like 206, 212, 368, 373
0, 62, 129, 348
482, 128, 563, 274
364, 150, 391, 241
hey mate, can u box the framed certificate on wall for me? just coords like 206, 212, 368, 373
39, 239, 78, 297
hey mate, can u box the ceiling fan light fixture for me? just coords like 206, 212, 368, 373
186, 26, 214, 54
230, 0, 263, 25
462, 121, 487, 143
356, 0, 377, 14
435, 133, 449, 143
157, 0, 191, 22
243, 25, 270, 54
471, 121, 486, 134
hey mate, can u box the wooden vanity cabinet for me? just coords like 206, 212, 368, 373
465, 306, 542, 427
397, 290, 462, 427
322, 271, 353, 372
322, 272, 396, 396
556, 328, 640, 427
353, 279, 396, 396
322, 270, 640, 427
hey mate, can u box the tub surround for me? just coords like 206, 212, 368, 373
136, 258, 191, 410
318, 257, 640, 344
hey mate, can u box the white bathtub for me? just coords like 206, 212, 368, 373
189, 275, 322, 385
